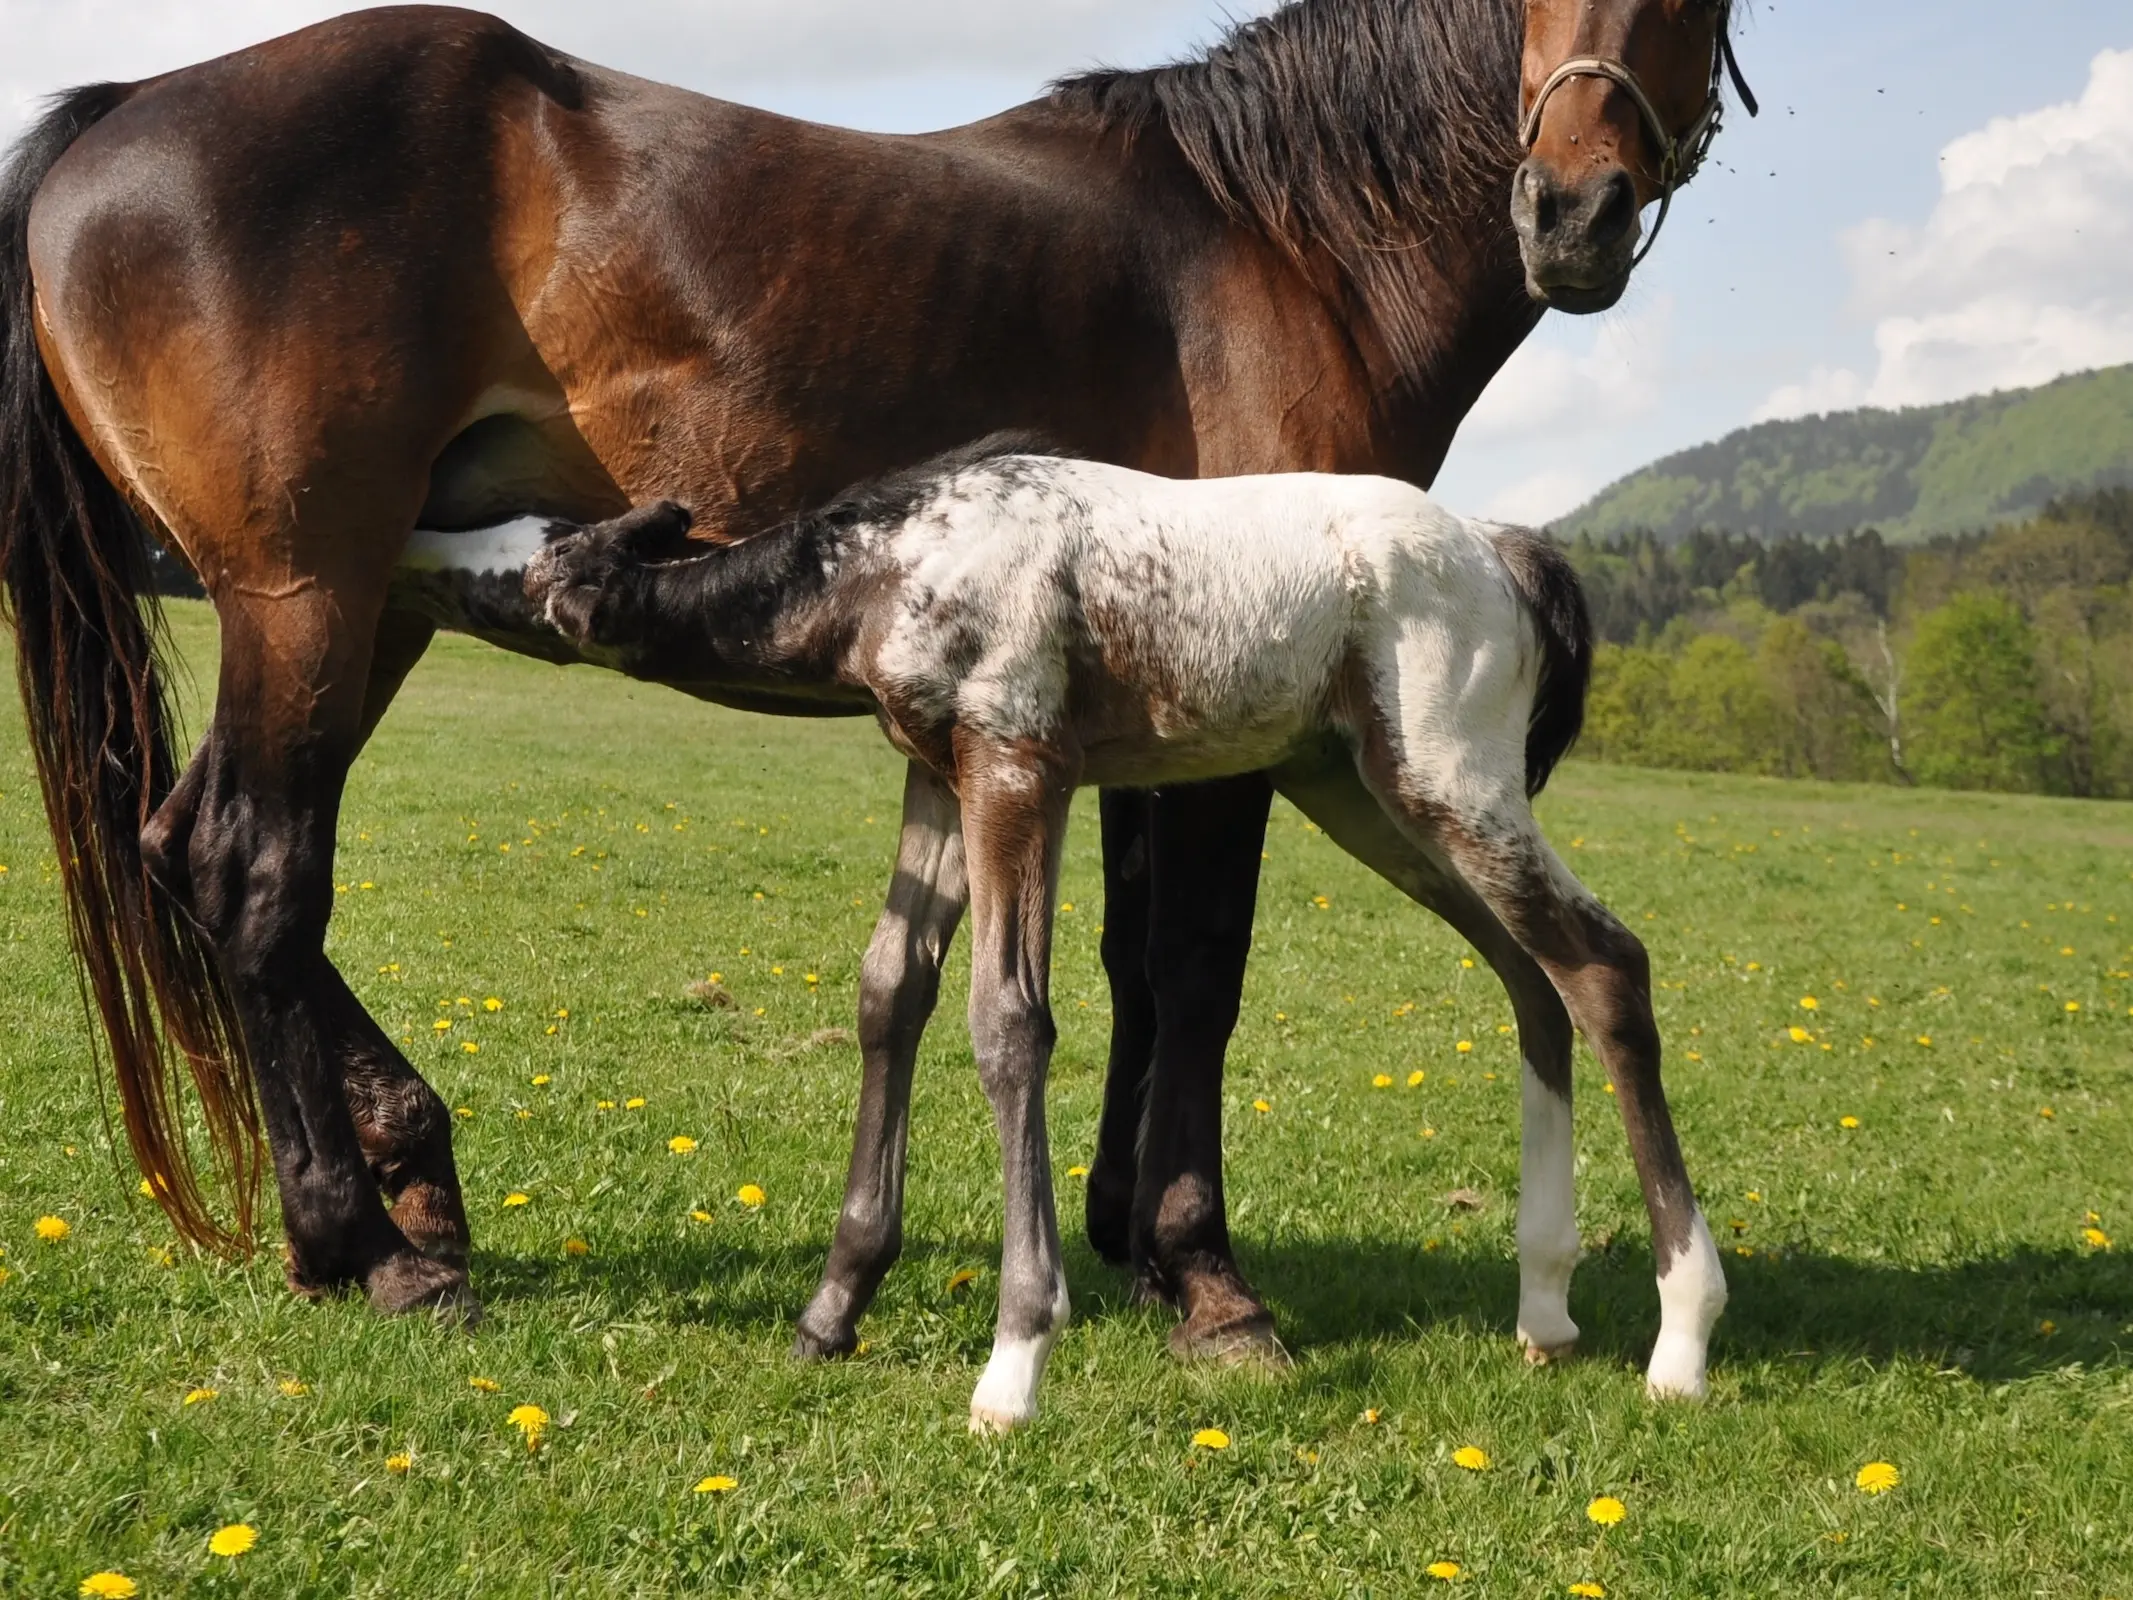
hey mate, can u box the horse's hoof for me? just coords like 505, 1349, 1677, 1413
366, 1252, 480, 1326
1130, 1269, 1178, 1310
967, 1404, 1028, 1436
1521, 1337, 1579, 1367
1169, 1310, 1289, 1369
1644, 1334, 1711, 1401
791, 1320, 858, 1362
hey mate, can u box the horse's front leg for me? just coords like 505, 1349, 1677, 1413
958, 736, 1077, 1433
795, 762, 967, 1358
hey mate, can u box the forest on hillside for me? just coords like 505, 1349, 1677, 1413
1563, 490, 2133, 800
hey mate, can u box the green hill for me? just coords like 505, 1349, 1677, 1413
1560, 363, 2133, 543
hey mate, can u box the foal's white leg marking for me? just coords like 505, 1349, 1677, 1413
968, 1281, 1072, 1435
399, 516, 553, 576
1646, 1209, 1727, 1400
1515, 1061, 1580, 1363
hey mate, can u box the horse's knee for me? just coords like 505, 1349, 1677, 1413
1563, 922, 1658, 1066
972, 997, 1056, 1102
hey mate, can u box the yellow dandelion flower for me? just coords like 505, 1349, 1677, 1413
946, 1268, 979, 1294
668, 1136, 698, 1155
736, 1184, 766, 1208
1915, 1035, 1933, 1047
78, 1573, 139, 1598
1460, 958, 1475, 969
1296, 1447, 1320, 1466
469, 1376, 500, 1393
433, 1018, 452, 1032
1586, 1496, 1626, 1526
2039, 1106, 2055, 1120
1569, 1585, 1607, 1598
1839, 1116, 1860, 1130
1854, 1461, 1901, 1494
484, 997, 502, 1012
182, 1387, 217, 1407
1407, 1070, 1426, 1087
1799, 996, 1819, 1010
385, 1452, 412, 1475
34, 1216, 70, 1241
531, 1074, 552, 1087
503, 1192, 530, 1208
137, 1178, 155, 1197
1067, 1165, 1088, 1178
563, 1238, 590, 1257
625, 1097, 647, 1110
278, 1380, 309, 1397
455, 1106, 473, 1119
2065, 1001, 2080, 1013
1372, 1073, 1394, 1088
1453, 1446, 1490, 1471
694, 1475, 739, 1495
1456, 1039, 1473, 1054
1789, 1026, 1812, 1044
2085, 1227, 2112, 1249
690, 1209, 713, 1224
1361, 1408, 1381, 1424
1253, 1098, 1272, 1113
1426, 1562, 1462, 1581
207, 1524, 257, 1558
508, 1404, 549, 1449
2039, 1319, 2057, 1335
1192, 1428, 1230, 1451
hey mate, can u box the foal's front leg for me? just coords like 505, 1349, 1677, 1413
959, 738, 1077, 1433
795, 763, 968, 1358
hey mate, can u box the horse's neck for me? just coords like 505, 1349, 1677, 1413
645, 520, 855, 684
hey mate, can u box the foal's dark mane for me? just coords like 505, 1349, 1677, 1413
1053, 0, 1526, 365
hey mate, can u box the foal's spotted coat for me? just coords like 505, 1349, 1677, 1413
525, 438, 1727, 1428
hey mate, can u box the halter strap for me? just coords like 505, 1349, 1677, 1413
1518, 5, 1757, 267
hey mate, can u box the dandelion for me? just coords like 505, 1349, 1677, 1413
668, 1136, 698, 1154
690, 1209, 713, 1224
1453, 1446, 1490, 1471
531, 1074, 551, 1087
207, 1524, 257, 1558
434, 1018, 452, 1032
2085, 1226, 2112, 1249
1789, 1026, 1812, 1044
34, 1216, 69, 1241
386, 1452, 412, 1475
182, 1388, 217, 1407
78, 1574, 139, 1598
2039, 1319, 2057, 1335
1915, 1035, 1933, 1047
484, 997, 503, 1012
1799, 996, 1819, 1011
736, 1184, 766, 1208
1569, 1586, 1607, 1598
1067, 1165, 1088, 1178
626, 1097, 647, 1110
1586, 1496, 1626, 1527
1839, 1116, 1860, 1130
1426, 1562, 1462, 1581
563, 1238, 590, 1257
1456, 1040, 1473, 1054
694, 1475, 739, 1494
1461, 958, 1475, 970
2065, 1001, 2081, 1013
947, 1268, 979, 1295
1192, 1428, 1230, 1451
462, 1042, 480, 1054
1373, 1074, 1394, 1089
503, 1192, 530, 1208
1408, 1071, 1425, 1088
508, 1404, 549, 1450
1253, 1098, 1272, 1114
1854, 1461, 1901, 1494
278, 1380, 309, 1397
1361, 1408, 1381, 1425
469, 1376, 501, 1393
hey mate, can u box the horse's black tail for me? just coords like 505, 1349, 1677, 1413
0, 85, 260, 1254
1490, 527, 1593, 798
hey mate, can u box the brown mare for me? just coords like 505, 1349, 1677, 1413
0, 0, 1748, 1346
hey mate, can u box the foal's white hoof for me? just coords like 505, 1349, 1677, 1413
968, 1334, 1053, 1434
1517, 1306, 1580, 1366
968, 1400, 1034, 1436
1521, 1336, 1579, 1367
1644, 1334, 1711, 1401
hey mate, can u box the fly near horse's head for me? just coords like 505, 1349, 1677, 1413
1513, 0, 1756, 311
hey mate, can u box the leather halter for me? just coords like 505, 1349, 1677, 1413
1518, 3, 1759, 266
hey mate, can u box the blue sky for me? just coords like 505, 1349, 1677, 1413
6, 0, 2126, 523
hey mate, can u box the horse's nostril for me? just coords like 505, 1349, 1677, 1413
1587, 169, 1638, 248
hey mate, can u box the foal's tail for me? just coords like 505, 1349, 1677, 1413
0, 86, 260, 1254
1490, 527, 1593, 798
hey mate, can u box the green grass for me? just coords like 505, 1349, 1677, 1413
2, 601, 2130, 1597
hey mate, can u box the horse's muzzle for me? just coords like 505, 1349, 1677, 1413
1510, 158, 1640, 314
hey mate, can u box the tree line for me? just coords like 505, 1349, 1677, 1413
1562, 490, 2133, 799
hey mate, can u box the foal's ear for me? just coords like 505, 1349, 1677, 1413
603, 499, 697, 559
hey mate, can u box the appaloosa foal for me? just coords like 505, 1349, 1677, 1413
523, 437, 1727, 1430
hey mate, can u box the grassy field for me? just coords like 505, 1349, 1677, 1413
1, 600, 2129, 1598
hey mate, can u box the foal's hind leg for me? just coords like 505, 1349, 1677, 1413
795, 762, 967, 1359
1274, 752, 1582, 1364
958, 736, 1077, 1432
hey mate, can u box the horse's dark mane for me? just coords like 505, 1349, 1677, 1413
1052, 0, 1527, 368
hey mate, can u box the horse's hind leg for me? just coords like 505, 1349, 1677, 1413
1378, 777, 1724, 1398
1273, 751, 1582, 1363
795, 762, 967, 1359
958, 736, 1077, 1433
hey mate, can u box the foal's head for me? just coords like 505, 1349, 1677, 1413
524, 500, 696, 650
1513, 0, 1753, 310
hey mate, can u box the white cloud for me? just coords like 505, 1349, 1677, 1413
1756, 46, 2133, 417
1476, 467, 1600, 527
1459, 294, 1676, 445
0, 1, 1230, 130
1751, 364, 1866, 423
